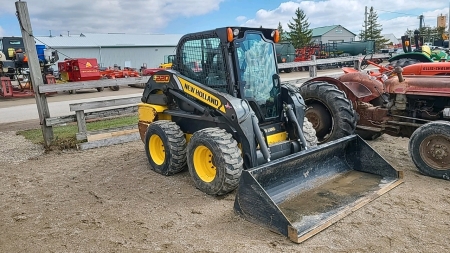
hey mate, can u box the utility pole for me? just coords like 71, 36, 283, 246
448, 1, 450, 43
418, 15, 424, 30
364, 6, 368, 41
15, 1, 54, 147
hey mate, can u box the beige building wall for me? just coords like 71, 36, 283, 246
437, 15, 447, 28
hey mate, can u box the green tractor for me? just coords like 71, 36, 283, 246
388, 30, 449, 68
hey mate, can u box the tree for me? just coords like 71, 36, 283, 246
404, 26, 442, 45
287, 8, 312, 48
359, 6, 389, 51
436, 26, 447, 40
277, 22, 288, 42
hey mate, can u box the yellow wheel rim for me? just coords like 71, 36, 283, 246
149, 134, 165, 165
193, 145, 216, 183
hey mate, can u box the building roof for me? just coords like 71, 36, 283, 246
382, 33, 401, 45
312, 25, 356, 37
34, 33, 184, 48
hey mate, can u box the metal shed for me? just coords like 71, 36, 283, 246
311, 25, 356, 44
35, 33, 183, 69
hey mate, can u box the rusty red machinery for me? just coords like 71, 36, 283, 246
300, 68, 450, 180
349, 56, 450, 79
58, 58, 107, 93
58, 58, 141, 93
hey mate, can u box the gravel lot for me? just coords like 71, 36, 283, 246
0, 131, 449, 252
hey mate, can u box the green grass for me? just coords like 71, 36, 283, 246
17, 114, 138, 149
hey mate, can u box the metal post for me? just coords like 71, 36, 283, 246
364, 6, 368, 40
15, 1, 53, 147
448, 1, 450, 45
309, 55, 317, 77
354, 59, 361, 71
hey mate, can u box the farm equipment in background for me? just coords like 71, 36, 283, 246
294, 40, 383, 70
58, 58, 106, 93
0, 37, 58, 98
158, 54, 175, 69
99, 64, 141, 91
301, 64, 450, 180
275, 42, 295, 73
129, 64, 166, 89
387, 31, 450, 68
58, 58, 129, 93
137, 26, 402, 243
345, 55, 450, 78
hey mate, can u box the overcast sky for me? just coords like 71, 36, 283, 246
0, 0, 448, 39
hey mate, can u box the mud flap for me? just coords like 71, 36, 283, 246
234, 135, 403, 243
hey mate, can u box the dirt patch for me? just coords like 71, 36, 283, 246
0, 134, 449, 252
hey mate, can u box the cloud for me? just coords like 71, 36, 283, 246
1, 0, 224, 35
0, 26, 4, 37
235, 16, 247, 22
239, 0, 448, 38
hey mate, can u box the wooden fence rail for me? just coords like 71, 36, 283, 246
38, 76, 150, 93
45, 96, 141, 150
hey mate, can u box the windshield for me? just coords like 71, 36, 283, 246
235, 33, 279, 119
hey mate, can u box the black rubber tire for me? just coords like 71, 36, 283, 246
129, 83, 146, 89
284, 68, 293, 73
355, 129, 383, 141
109, 85, 120, 91
299, 81, 357, 144
144, 120, 187, 176
187, 128, 243, 196
96, 87, 104, 92
408, 121, 450, 180
387, 58, 420, 68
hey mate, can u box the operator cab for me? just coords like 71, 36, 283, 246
173, 27, 282, 122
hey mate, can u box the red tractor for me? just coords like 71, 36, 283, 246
299, 68, 450, 180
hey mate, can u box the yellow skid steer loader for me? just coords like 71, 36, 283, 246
137, 27, 403, 243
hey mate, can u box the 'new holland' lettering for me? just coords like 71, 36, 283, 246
184, 83, 220, 106
177, 76, 226, 113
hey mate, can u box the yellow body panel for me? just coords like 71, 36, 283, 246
421, 45, 432, 58
138, 103, 171, 142
158, 63, 173, 69
266, 132, 288, 145
138, 103, 168, 123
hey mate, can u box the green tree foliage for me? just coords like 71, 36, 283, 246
404, 26, 446, 45
359, 7, 389, 51
287, 8, 312, 48
437, 26, 447, 40
420, 26, 438, 43
277, 22, 288, 42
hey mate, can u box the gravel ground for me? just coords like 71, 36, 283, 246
0, 131, 44, 164
0, 131, 449, 252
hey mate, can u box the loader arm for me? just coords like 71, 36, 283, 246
141, 69, 255, 161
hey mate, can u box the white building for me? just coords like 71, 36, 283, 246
382, 33, 401, 46
35, 33, 183, 69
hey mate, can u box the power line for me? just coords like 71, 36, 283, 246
377, 9, 436, 18
15, 11, 98, 67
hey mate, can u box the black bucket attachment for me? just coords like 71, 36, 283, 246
234, 135, 403, 243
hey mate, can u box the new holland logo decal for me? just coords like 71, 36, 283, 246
177, 76, 226, 113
